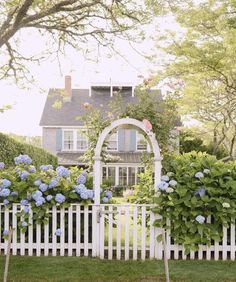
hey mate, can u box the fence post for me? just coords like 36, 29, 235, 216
162, 229, 170, 282
3, 227, 13, 282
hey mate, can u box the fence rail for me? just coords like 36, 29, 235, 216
0, 204, 235, 260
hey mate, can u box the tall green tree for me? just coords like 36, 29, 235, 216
153, 0, 236, 159
0, 0, 149, 83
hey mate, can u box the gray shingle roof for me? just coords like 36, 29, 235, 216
57, 152, 145, 166
40, 87, 143, 126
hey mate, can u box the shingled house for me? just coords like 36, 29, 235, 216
40, 76, 167, 188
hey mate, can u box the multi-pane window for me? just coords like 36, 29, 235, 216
102, 167, 116, 186
62, 129, 88, 151
128, 167, 136, 186
107, 132, 118, 151
136, 132, 147, 151
63, 130, 74, 150
119, 167, 127, 186
77, 130, 88, 150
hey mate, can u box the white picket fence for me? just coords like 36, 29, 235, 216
0, 203, 235, 260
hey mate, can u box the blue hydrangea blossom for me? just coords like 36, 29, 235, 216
0, 162, 5, 169
157, 181, 169, 191
161, 175, 170, 182
55, 228, 62, 236
195, 172, 204, 179
55, 193, 65, 204
195, 215, 205, 224
77, 173, 87, 184
56, 166, 70, 178
0, 188, 10, 197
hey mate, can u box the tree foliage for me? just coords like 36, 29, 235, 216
0, 0, 149, 83
180, 129, 228, 160
153, 0, 236, 159
112, 86, 180, 154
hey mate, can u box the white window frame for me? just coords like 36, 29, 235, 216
62, 128, 88, 151
62, 129, 74, 151
106, 131, 118, 151
136, 131, 148, 151
77, 129, 88, 151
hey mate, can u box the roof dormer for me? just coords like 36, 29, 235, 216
89, 81, 134, 97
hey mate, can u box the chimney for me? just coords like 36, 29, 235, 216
64, 75, 72, 101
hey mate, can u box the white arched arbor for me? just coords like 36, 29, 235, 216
93, 117, 162, 204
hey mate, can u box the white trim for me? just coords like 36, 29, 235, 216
106, 131, 118, 152
62, 128, 88, 152
62, 129, 74, 151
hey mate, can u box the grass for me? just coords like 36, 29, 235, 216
1, 256, 236, 281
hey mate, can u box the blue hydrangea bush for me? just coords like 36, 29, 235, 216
153, 152, 236, 254
0, 154, 112, 232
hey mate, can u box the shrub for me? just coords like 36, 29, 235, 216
0, 133, 57, 168
0, 155, 112, 232
153, 152, 236, 254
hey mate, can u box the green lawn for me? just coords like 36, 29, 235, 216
1, 256, 236, 281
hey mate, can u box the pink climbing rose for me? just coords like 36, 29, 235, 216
143, 119, 152, 132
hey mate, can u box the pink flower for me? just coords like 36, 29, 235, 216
143, 119, 152, 132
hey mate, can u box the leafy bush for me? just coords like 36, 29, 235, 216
0, 155, 112, 232
0, 133, 57, 168
153, 152, 236, 254
128, 168, 155, 204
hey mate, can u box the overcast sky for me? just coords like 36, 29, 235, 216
0, 15, 178, 136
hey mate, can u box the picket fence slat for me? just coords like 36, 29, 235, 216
116, 206, 121, 260
108, 205, 113, 260
68, 206, 73, 256
60, 207, 65, 256
141, 206, 146, 260
149, 211, 155, 259
230, 222, 235, 260
12, 205, 17, 255
52, 207, 57, 256
1, 204, 236, 261
4, 208, 9, 255
99, 206, 105, 259
76, 205, 81, 256
124, 206, 130, 260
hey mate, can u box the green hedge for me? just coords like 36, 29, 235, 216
0, 133, 57, 168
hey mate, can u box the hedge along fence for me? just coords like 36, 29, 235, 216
0, 133, 57, 168
0, 154, 113, 235
153, 152, 236, 254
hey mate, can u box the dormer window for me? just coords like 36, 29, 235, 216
89, 83, 134, 97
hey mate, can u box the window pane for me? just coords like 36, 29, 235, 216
137, 132, 147, 151
107, 132, 118, 150
102, 167, 107, 181
108, 167, 115, 186
77, 130, 88, 150
63, 130, 73, 150
119, 167, 127, 186
128, 167, 136, 186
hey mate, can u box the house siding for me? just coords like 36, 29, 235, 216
42, 127, 57, 155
